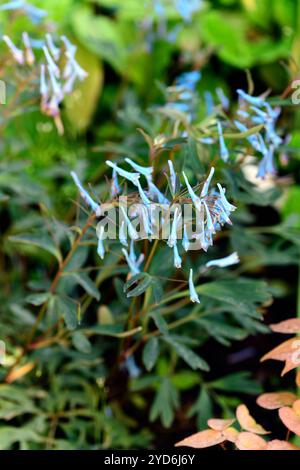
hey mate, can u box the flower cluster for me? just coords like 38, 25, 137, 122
71, 157, 237, 304
0, 0, 47, 24
3, 32, 88, 134
235, 89, 282, 178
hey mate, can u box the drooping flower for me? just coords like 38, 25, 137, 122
106, 161, 140, 186
148, 182, 169, 205
43, 45, 60, 78
189, 269, 200, 303
217, 121, 229, 162
200, 167, 215, 198
136, 180, 152, 206
216, 87, 229, 110
111, 168, 121, 197
217, 183, 236, 213
0, 1, 47, 23
168, 207, 180, 248
237, 89, 265, 107
120, 206, 139, 241
125, 158, 153, 182
122, 248, 140, 276
22, 32, 34, 65
173, 243, 182, 269
97, 226, 105, 260
45, 34, 60, 61
3, 35, 24, 64
182, 224, 189, 252
40, 64, 48, 99
70, 171, 101, 216
204, 91, 214, 115
168, 160, 177, 195
206, 252, 240, 268
182, 171, 202, 212
119, 221, 128, 247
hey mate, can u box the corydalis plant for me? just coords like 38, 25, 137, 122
71, 154, 237, 304
1, 3, 88, 134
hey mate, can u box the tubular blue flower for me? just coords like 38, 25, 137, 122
22, 32, 34, 65
257, 145, 276, 179
71, 171, 101, 216
173, 243, 182, 269
203, 201, 215, 234
45, 34, 60, 61
43, 46, 60, 78
3, 35, 24, 64
136, 180, 152, 205
217, 183, 236, 213
140, 205, 152, 237
176, 70, 201, 89
175, 0, 203, 22
106, 161, 140, 187
62, 73, 77, 95
168, 207, 179, 248
217, 121, 229, 162
199, 137, 214, 144
48, 65, 63, 102
61, 35, 77, 57
182, 224, 189, 252
216, 87, 229, 110
234, 120, 261, 152
168, 160, 177, 195
65, 51, 88, 81
40, 64, 48, 99
148, 182, 170, 205
237, 89, 265, 107
182, 171, 202, 212
97, 226, 105, 260
120, 206, 139, 241
122, 248, 140, 276
200, 167, 215, 198
206, 252, 240, 268
125, 158, 153, 181
111, 168, 121, 197
204, 91, 214, 115
119, 221, 128, 247
0, 1, 47, 23
189, 269, 200, 303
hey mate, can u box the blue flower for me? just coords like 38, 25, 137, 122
97, 226, 105, 260
45, 34, 60, 61
257, 145, 276, 179
148, 182, 170, 205
111, 168, 121, 197
237, 89, 265, 107
204, 91, 214, 115
122, 248, 140, 276
200, 167, 215, 198
71, 171, 101, 216
182, 224, 189, 252
175, 0, 203, 22
106, 161, 140, 187
206, 252, 240, 268
217, 183, 236, 214
3, 35, 24, 64
189, 269, 200, 303
125, 158, 153, 182
43, 45, 60, 78
40, 64, 48, 99
120, 206, 139, 241
216, 87, 229, 110
168, 207, 180, 248
136, 180, 152, 206
203, 201, 215, 234
173, 243, 182, 269
168, 160, 177, 195
217, 121, 229, 162
119, 221, 128, 247
182, 171, 202, 212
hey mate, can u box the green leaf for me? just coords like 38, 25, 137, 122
55, 296, 79, 330
150, 378, 179, 428
9, 233, 62, 263
72, 331, 92, 354
124, 273, 152, 298
188, 387, 213, 430
142, 337, 159, 372
210, 372, 263, 395
149, 312, 169, 336
25, 292, 50, 306
164, 336, 209, 371
70, 272, 100, 301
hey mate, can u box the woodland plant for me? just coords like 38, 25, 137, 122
0, 0, 300, 451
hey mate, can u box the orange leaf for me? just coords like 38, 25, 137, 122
223, 427, 239, 443
293, 399, 300, 417
296, 371, 300, 388
6, 362, 35, 384
279, 407, 300, 437
261, 338, 297, 362
267, 440, 300, 451
257, 392, 297, 410
235, 432, 267, 450
175, 429, 225, 449
236, 404, 269, 435
207, 418, 235, 431
270, 318, 300, 334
